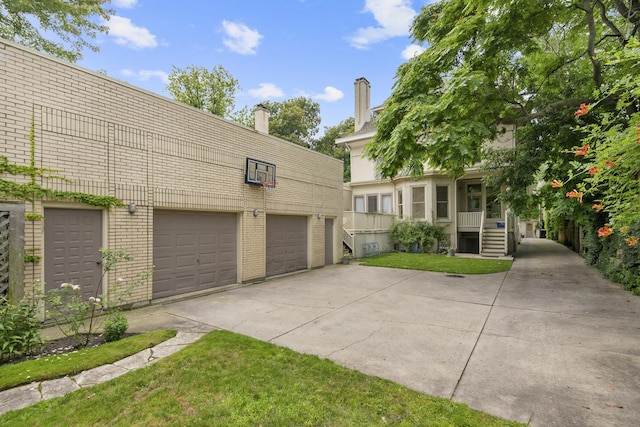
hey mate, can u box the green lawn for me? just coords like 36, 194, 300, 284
359, 252, 513, 274
0, 330, 176, 391
0, 330, 524, 427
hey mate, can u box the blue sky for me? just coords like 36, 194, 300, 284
78, 0, 431, 133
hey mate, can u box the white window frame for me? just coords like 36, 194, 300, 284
435, 185, 450, 220
354, 195, 365, 212
411, 186, 425, 219
381, 193, 393, 214
397, 189, 403, 218
366, 194, 378, 213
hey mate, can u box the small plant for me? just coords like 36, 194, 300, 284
42, 248, 151, 347
102, 311, 129, 342
0, 295, 43, 362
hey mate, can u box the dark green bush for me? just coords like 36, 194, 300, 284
390, 220, 447, 253
0, 295, 43, 362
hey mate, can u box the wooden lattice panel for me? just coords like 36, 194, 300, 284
0, 211, 9, 295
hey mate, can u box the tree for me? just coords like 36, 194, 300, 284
365, 0, 640, 290
166, 65, 240, 119
366, 0, 639, 182
312, 117, 354, 182
0, 0, 113, 62
261, 97, 321, 147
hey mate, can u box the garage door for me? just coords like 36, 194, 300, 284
44, 208, 102, 301
266, 215, 307, 277
325, 218, 333, 265
153, 210, 237, 299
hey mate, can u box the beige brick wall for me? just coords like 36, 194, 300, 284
1, 39, 343, 304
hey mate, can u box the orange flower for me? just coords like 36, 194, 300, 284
605, 160, 616, 167
588, 167, 599, 176
574, 144, 589, 156
575, 103, 589, 117
551, 179, 563, 188
625, 236, 639, 247
566, 189, 583, 203
598, 226, 614, 238
592, 202, 604, 212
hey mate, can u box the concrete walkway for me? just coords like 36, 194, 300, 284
2, 238, 639, 426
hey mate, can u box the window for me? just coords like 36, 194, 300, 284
412, 186, 425, 219
436, 186, 449, 219
367, 194, 378, 213
397, 190, 403, 218
354, 196, 365, 212
381, 194, 392, 214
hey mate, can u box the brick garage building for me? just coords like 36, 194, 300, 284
0, 39, 342, 305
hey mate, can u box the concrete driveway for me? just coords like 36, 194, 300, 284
126, 238, 640, 426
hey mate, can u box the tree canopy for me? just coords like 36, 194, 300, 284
261, 97, 321, 148
166, 65, 240, 119
312, 117, 354, 182
366, 0, 639, 224
0, 0, 113, 62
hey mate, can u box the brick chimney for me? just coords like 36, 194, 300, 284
254, 104, 269, 134
354, 77, 370, 132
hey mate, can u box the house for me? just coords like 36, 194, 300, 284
337, 78, 517, 258
0, 39, 343, 305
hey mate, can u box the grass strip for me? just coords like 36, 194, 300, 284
359, 252, 513, 274
0, 330, 524, 426
0, 329, 176, 391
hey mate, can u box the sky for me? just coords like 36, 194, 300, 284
77, 0, 432, 134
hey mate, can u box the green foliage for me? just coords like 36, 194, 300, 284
23, 254, 40, 264
166, 65, 240, 119
102, 311, 129, 343
312, 117, 354, 182
0, 0, 113, 62
0, 330, 177, 390
390, 220, 447, 253
367, 0, 637, 180
24, 213, 44, 221
0, 295, 43, 362
42, 248, 151, 347
0, 330, 524, 426
261, 97, 321, 147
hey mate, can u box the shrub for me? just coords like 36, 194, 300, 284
102, 311, 129, 343
0, 295, 43, 362
391, 220, 447, 253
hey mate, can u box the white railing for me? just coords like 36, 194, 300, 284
457, 212, 483, 229
343, 228, 354, 251
479, 212, 485, 253
343, 211, 396, 232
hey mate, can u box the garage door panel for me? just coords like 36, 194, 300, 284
44, 209, 102, 297
266, 215, 307, 277
153, 211, 237, 299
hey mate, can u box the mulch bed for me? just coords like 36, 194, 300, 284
2, 333, 137, 366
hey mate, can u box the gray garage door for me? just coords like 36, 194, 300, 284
153, 210, 237, 299
44, 208, 103, 301
266, 215, 307, 277
325, 218, 333, 265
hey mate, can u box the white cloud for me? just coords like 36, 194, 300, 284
112, 0, 138, 8
348, 0, 416, 49
248, 83, 284, 99
106, 16, 157, 49
221, 20, 263, 55
401, 44, 425, 59
121, 69, 169, 84
314, 86, 344, 102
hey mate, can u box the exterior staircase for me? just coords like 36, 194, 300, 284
481, 225, 506, 257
